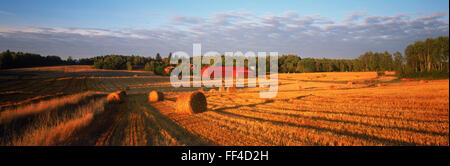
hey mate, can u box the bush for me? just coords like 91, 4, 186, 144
144, 62, 155, 71
399, 71, 449, 80
154, 64, 167, 76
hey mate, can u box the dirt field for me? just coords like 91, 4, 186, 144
0, 65, 448, 146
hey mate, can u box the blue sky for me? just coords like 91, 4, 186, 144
0, 0, 449, 59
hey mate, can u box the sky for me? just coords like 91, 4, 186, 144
0, 0, 449, 59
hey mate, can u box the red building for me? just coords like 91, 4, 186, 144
164, 66, 175, 75
201, 66, 255, 79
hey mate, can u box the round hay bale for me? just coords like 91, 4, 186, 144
218, 87, 225, 93
176, 92, 207, 114
115, 90, 127, 98
263, 99, 274, 103
107, 92, 122, 104
209, 89, 217, 93
419, 80, 428, 84
226, 87, 237, 93
149, 91, 164, 102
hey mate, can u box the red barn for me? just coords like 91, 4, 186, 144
164, 66, 175, 75
201, 66, 255, 79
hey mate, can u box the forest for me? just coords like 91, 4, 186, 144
1, 36, 448, 78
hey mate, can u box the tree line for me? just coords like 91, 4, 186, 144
278, 51, 402, 73
90, 53, 171, 75
1, 36, 448, 78
0, 50, 66, 69
278, 36, 448, 77
403, 36, 449, 75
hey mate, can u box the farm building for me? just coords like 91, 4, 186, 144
201, 66, 255, 79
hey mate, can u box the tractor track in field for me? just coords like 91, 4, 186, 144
126, 112, 148, 146
94, 104, 128, 146
120, 94, 211, 146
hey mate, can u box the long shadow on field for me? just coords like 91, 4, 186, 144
144, 102, 214, 146
212, 108, 419, 146
66, 100, 129, 146
0, 94, 106, 146
67, 94, 212, 146
238, 107, 449, 137
213, 100, 274, 112
261, 105, 449, 124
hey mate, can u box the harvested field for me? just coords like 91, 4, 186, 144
0, 66, 448, 146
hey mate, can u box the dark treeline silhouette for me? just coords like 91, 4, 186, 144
0, 50, 66, 69
1, 36, 448, 78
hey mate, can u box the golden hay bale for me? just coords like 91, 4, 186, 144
209, 89, 217, 93
263, 99, 274, 103
226, 87, 237, 93
328, 85, 336, 90
176, 92, 207, 114
376, 83, 384, 87
107, 92, 122, 104
149, 91, 164, 102
419, 80, 428, 84
347, 82, 353, 86
218, 87, 225, 93
115, 90, 127, 99
384, 71, 396, 76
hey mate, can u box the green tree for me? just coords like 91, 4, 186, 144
67, 56, 74, 65
156, 53, 162, 62
144, 62, 151, 71
126, 61, 133, 70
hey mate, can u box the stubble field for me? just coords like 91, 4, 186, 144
0, 65, 448, 146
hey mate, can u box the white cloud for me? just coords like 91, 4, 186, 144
0, 11, 448, 59
0, 27, 149, 39
344, 12, 367, 23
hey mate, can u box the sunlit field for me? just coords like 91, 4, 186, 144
0, 65, 448, 146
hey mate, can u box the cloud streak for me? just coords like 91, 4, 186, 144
0, 10, 13, 16
0, 11, 448, 59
